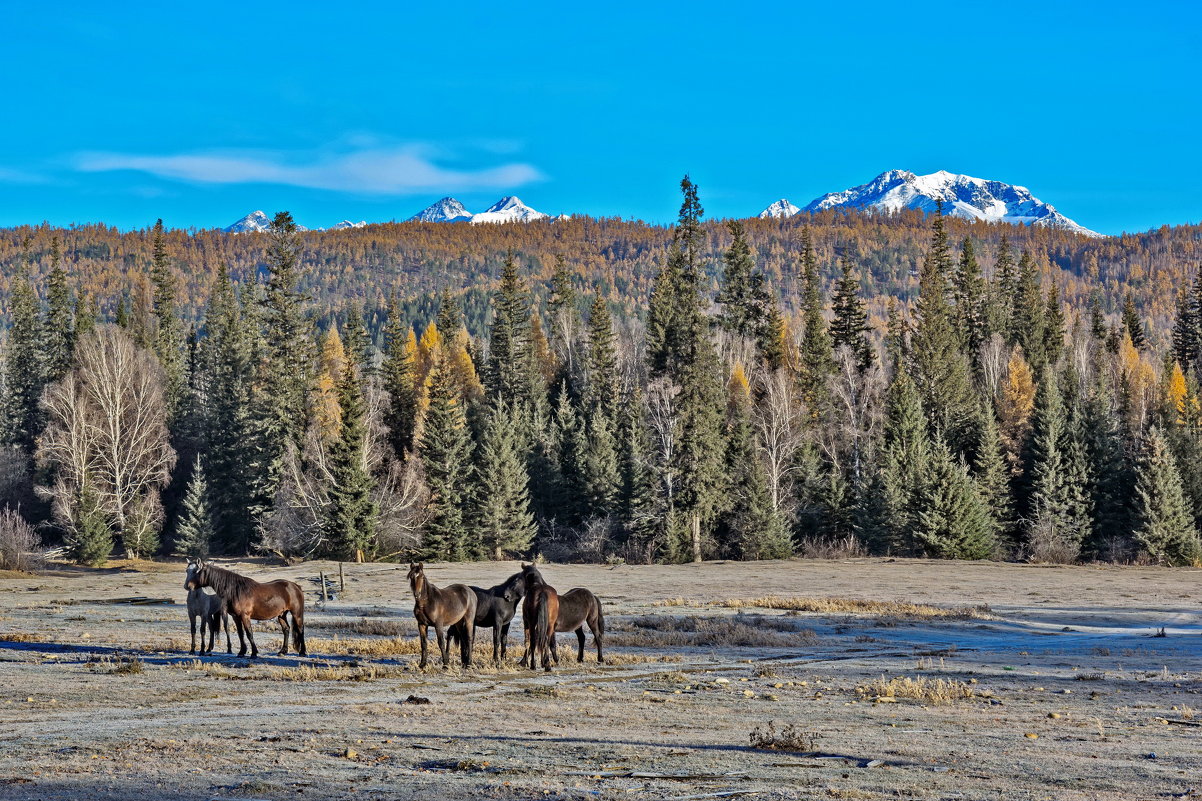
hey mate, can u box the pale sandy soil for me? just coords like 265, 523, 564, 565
0, 557, 1199, 800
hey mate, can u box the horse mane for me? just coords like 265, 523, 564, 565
493, 572, 525, 595
202, 563, 256, 600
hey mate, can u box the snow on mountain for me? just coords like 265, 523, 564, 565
410, 197, 472, 223
328, 219, 367, 231
470, 196, 547, 224
801, 170, 1100, 237
758, 199, 801, 219
224, 210, 273, 233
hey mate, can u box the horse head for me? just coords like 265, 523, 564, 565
520, 562, 544, 587
184, 559, 206, 591
407, 562, 426, 597
501, 570, 527, 602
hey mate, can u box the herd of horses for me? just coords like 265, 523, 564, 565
183, 561, 605, 671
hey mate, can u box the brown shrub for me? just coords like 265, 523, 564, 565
749, 721, 818, 752
855, 675, 976, 704
0, 507, 41, 572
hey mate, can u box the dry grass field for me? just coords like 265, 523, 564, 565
0, 557, 1199, 800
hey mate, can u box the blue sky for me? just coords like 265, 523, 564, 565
1, 2, 1197, 235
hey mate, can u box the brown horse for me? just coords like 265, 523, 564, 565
185, 585, 231, 655
185, 560, 306, 658
407, 563, 476, 669
551, 588, 606, 664
519, 563, 559, 672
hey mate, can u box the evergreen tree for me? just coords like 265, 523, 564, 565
797, 227, 835, 410
436, 288, 463, 340
877, 369, 930, 554
1026, 368, 1092, 560
1133, 426, 1201, 565
1081, 368, 1133, 559
757, 301, 788, 371
67, 481, 112, 567
723, 366, 791, 559
988, 237, 1017, 336
382, 298, 419, 460
324, 361, 377, 561
419, 359, 474, 561
1010, 252, 1046, 371
44, 237, 75, 383
579, 404, 622, 517
3, 264, 44, 454
973, 402, 1012, 548
829, 258, 874, 372
583, 294, 619, 422
953, 237, 989, 359
715, 220, 767, 339
547, 254, 580, 380
173, 456, 215, 559
1171, 285, 1199, 373
1043, 284, 1066, 367
473, 401, 537, 559
1088, 291, 1109, 342
1122, 294, 1147, 350
341, 302, 372, 377
913, 440, 995, 560
150, 219, 185, 421
486, 253, 535, 406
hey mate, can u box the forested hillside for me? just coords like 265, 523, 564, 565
2, 180, 1202, 570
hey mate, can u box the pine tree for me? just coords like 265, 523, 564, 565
723, 366, 791, 560
973, 402, 1011, 548
877, 368, 930, 554
382, 298, 419, 460
1026, 367, 1092, 561
67, 481, 112, 567
988, 237, 1017, 336
1171, 285, 1199, 373
486, 253, 535, 406
913, 439, 995, 560
911, 212, 977, 455
952, 237, 989, 359
150, 219, 185, 422
473, 401, 537, 559
436, 288, 463, 341
1088, 291, 1109, 343
547, 254, 580, 380
1133, 426, 1201, 565
829, 258, 874, 372
419, 359, 474, 561
3, 264, 44, 454
323, 359, 377, 561
341, 302, 373, 377
173, 456, 215, 559
579, 404, 622, 517
1081, 368, 1133, 559
1122, 294, 1147, 350
44, 237, 75, 383
1043, 284, 1066, 367
716, 220, 767, 339
583, 294, 619, 423
797, 227, 835, 411
757, 301, 788, 371
1010, 252, 1046, 371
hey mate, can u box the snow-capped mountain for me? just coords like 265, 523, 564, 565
758, 199, 801, 219
411, 197, 472, 223
224, 210, 272, 233
328, 219, 367, 231
801, 170, 1100, 237
470, 196, 547, 224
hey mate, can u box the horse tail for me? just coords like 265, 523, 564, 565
594, 598, 605, 639
531, 590, 550, 668
291, 585, 306, 656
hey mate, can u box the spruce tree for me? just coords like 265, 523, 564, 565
1171, 285, 1199, 373
486, 253, 535, 407
723, 367, 791, 560
1043, 284, 1066, 367
44, 237, 75, 383
829, 258, 874, 372
973, 402, 1012, 548
436, 288, 463, 340
341, 302, 373, 377
473, 401, 537, 559
419, 359, 474, 561
988, 237, 1017, 336
1122, 294, 1147, 350
583, 294, 619, 423
797, 227, 835, 411
547, 254, 580, 380
757, 301, 788, 371
579, 404, 622, 518
173, 456, 215, 559
913, 440, 995, 560
1082, 368, 1134, 558
150, 219, 186, 422
1088, 291, 1109, 343
878, 368, 930, 554
1010, 252, 1046, 371
952, 237, 989, 359
382, 298, 419, 460
3, 265, 44, 454
324, 362, 377, 561
1026, 367, 1092, 560
716, 220, 767, 339
68, 481, 112, 567
1133, 426, 1201, 565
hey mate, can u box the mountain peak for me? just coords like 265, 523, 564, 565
411, 197, 472, 223
470, 196, 547, 224
224, 210, 272, 233
800, 170, 1099, 236
758, 199, 801, 219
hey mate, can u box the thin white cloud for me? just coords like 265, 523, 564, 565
74, 144, 544, 195
0, 167, 52, 185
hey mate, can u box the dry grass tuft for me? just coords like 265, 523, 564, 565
310, 618, 413, 637
855, 675, 977, 704
718, 596, 991, 620
1, 632, 51, 643
749, 721, 819, 752
87, 654, 144, 675
173, 659, 409, 682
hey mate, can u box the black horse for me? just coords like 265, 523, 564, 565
460, 571, 526, 664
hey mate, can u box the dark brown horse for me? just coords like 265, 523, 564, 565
463, 571, 526, 664
519, 563, 559, 672
185, 560, 306, 658
407, 563, 476, 669
552, 587, 606, 664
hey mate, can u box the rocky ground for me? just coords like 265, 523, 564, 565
0, 557, 1199, 800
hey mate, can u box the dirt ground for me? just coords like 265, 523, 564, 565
0, 557, 1199, 800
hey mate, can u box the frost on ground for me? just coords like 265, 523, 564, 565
0, 557, 1198, 800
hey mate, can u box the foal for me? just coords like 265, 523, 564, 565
185, 584, 231, 655
407, 563, 477, 669
519, 563, 559, 672
185, 560, 306, 658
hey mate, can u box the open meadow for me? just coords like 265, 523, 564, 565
0, 557, 1199, 800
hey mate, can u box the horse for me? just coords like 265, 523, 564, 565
552, 587, 606, 664
519, 563, 559, 672
407, 563, 477, 669
185, 584, 231, 655
462, 571, 526, 664
185, 560, 307, 658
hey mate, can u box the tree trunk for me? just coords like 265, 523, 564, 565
690, 512, 702, 563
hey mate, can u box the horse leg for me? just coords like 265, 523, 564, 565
201, 614, 212, 655
434, 625, 448, 669
550, 632, 560, 666
292, 610, 306, 657
223, 612, 233, 654
277, 614, 290, 656
500, 622, 510, 662
233, 615, 248, 657
461, 619, 473, 667
242, 615, 258, 658
492, 625, 502, 664
417, 622, 429, 669
189, 613, 197, 655
576, 628, 586, 663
